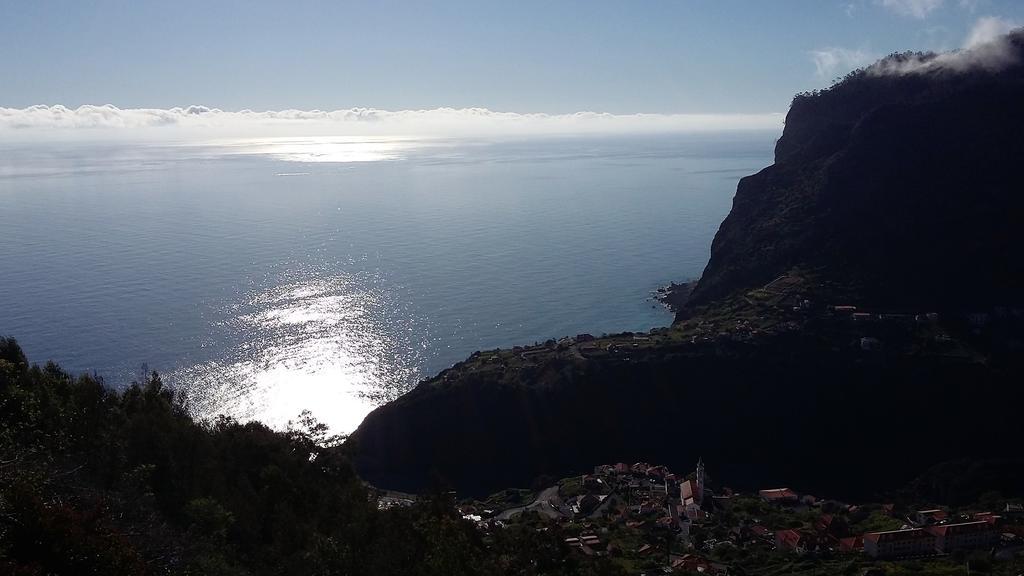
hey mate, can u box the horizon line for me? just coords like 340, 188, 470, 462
0, 104, 785, 140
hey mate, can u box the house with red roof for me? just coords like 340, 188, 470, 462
667, 553, 724, 569
926, 521, 999, 553
814, 513, 848, 537
775, 529, 806, 553
914, 509, 948, 526
759, 487, 799, 504
645, 465, 667, 479
838, 535, 863, 553
670, 554, 712, 573
863, 529, 936, 558
971, 511, 1000, 524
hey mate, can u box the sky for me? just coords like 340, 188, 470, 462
1, 0, 1022, 136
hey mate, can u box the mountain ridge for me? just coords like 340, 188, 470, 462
687, 30, 1024, 312
347, 34, 1024, 498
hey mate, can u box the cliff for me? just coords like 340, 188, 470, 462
688, 31, 1024, 312
348, 34, 1024, 498
349, 338, 1022, 498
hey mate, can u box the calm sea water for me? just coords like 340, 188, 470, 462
0, 133, 775, 432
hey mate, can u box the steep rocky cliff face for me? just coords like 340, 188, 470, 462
348, 35, 1024, 498
688, 33, 1024, 311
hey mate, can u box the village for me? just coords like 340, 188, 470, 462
425, 459, 1024, 575
381, 271, 1024, 575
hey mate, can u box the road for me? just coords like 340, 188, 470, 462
494, 485, 565, 521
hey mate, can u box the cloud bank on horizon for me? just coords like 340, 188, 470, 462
5, 21, 1020, 142
0, 106, 785, 142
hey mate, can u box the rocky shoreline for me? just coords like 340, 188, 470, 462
654, 280, 695, 315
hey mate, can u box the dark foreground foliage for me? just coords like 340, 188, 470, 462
0, 337, 622, 576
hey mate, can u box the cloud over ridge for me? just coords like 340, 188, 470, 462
0, 105, 784, 141
867, 17, 1021, 75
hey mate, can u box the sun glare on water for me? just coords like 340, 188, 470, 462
212, 136, 423, 163
173, 274, 424, 435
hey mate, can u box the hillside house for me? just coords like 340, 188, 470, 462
759, 488, 799, 504
927, 521, 999, 553
775, 529, 806, 553
863, 529, 936, 559
839, 535, 864, 553
914, 509, 948, 526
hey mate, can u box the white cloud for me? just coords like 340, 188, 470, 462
810, 47, 877, 78
963, 15, 1018, 48
868, 16, 1020, 74
877, 0, 944, 19
0, 105, 784, 141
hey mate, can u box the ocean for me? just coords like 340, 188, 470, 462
0, 132, 775, 432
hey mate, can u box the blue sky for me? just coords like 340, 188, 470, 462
1, 0, 1022, 114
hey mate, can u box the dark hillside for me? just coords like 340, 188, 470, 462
351, 331, 1024, 498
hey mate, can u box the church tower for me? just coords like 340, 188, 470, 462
695, 457, 705, 503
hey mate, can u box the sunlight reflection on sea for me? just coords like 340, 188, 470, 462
207, 136, 429, 163
175, 273, 426, 434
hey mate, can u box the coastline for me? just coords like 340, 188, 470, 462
654, 280, 695, 315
